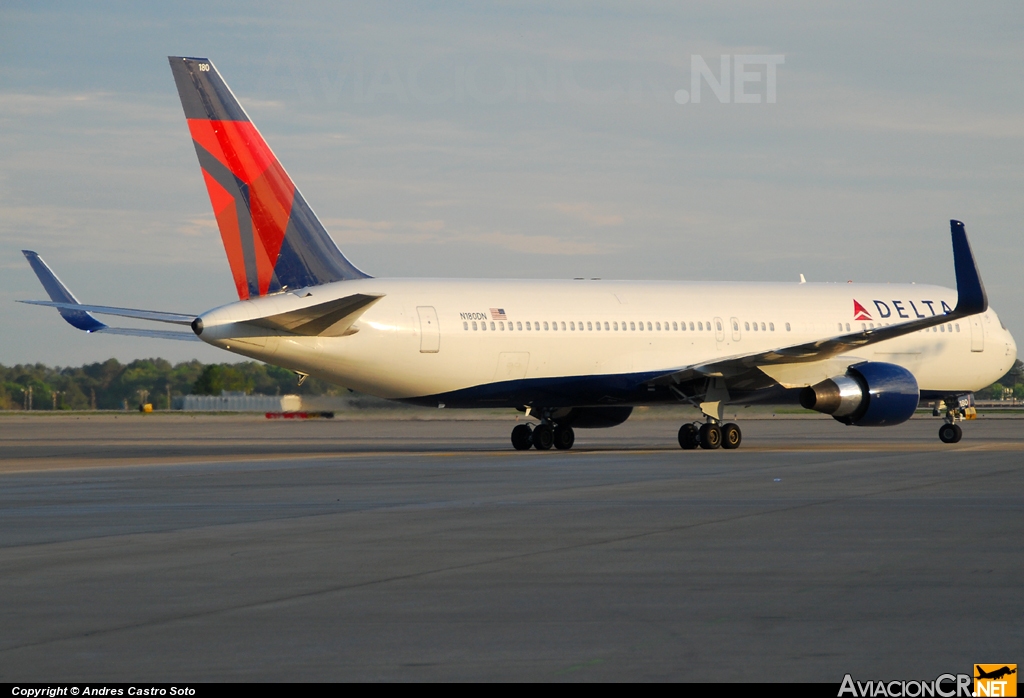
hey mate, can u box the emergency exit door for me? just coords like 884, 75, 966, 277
417, 306, 440, 353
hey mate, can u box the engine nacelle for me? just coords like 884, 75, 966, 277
799, 362, 920, 427
552, 406, 633, 429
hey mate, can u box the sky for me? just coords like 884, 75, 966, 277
1, 1, 1022, 366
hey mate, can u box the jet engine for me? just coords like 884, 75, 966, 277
799, 362, 920, 426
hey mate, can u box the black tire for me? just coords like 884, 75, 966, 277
721, 423, 742, 449
553, 425, 575, 450
532, 424, 554, 450
511, 424, 533, 450
678, 423, 699, 450
952, 423, 962, 443
699, 423, 722, 450
938, 423, 959, 444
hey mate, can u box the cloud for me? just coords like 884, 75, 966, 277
551, 202, 624, 227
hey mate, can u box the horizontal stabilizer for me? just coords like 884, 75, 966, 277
19, 300, 195, 325
22, 250, 199, 341
246, 293, 383, 337
96, 327, 201, 342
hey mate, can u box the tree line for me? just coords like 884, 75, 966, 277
0, 357, 1021, 411
0, 359, 342, 411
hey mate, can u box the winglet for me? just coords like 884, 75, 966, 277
21, 251, 106, 332
950, 220, 988, 315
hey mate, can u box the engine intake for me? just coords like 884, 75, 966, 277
800, 362, 919, 427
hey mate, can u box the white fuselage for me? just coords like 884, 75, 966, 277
197, 278, 1017, 406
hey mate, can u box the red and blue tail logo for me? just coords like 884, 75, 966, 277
853, 299, 872, 321
169, 57, 368, 300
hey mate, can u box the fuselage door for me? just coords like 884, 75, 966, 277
417, 306, 440, 353
970, 315, 984, 352
714, 317, 725, 346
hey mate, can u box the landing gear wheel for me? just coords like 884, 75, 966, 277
553, 425, 575, 450
938, 423, 962, 444
721, 423, 742, 449
511, 424, 533, 450
699, 423, 722, 450
678, 423, 699, 450
532, 424, 554, 450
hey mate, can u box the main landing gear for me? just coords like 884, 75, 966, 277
511, 422, 576, 451
678, 421, 742, 450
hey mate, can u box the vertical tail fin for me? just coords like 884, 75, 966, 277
168, 56, 369, 300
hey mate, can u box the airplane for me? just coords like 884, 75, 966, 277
19, 56, 1018, 451
976, 666, 1017, 681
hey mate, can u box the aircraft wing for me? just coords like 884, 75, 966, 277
19, 250, 200, 342
651, 220, 987, 385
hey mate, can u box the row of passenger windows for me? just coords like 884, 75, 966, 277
462, 317, 959, 336
463, 319, 785, 332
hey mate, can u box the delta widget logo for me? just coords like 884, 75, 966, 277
854, 300, 872, 321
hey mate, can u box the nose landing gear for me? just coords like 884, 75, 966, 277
936, 394, 975, 443
938, 422, 962, 444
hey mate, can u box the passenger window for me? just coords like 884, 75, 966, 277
472, 321, 478, 330
481, 322, 487, 331
595, 322, 601, 331
490, 322, 495, 330
630, 322, 636, 331
541, 321, 547, 330
955, 323, 960, 332
716, 321, 722, 332
706, 321, 712, 331
551, 321, 557, 331
940, 324, 945, 332
463, 321, 469, 330
689, 322, 694, 331
697, 321, 703, 331
844, 323, 849, 332
638, 321, 644, 331
516, 321, 522, 331
500, 322, 505, 331
604, 322, 609, 331
760, 323, 765, 332
837, 323, 843, 331
753, 323, 758, 332
672, 322, 678, 331
785, 322, 791, 331
587, 322, 592, 331
613, 321, 618, 331
570, 321, 575, 331
769, 322, 775, 331
656, 322, 661, 331
732, 321, 738, 331
744, 322, 750, 331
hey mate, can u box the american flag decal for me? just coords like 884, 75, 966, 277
490, 308, 507, 320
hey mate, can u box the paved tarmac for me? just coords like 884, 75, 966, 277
0, 414, 1021, 681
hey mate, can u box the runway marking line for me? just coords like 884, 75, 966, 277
2, 440, 1023, 474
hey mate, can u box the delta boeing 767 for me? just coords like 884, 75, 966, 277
20, 57, 1018, 450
